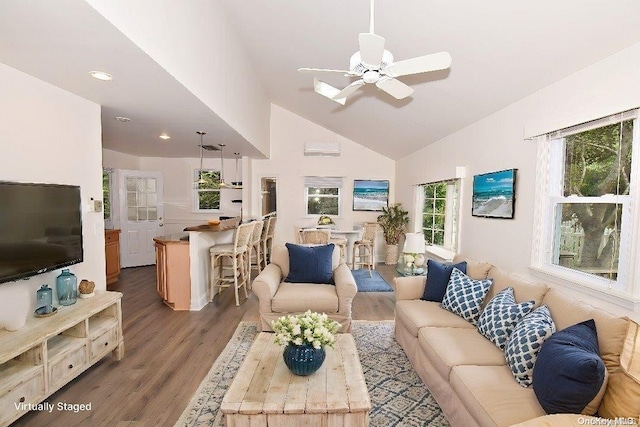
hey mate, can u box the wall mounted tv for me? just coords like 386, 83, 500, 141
0, 181, 83, 284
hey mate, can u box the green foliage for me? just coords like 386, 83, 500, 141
377, 203, 409, 245
102, 171, 111, 219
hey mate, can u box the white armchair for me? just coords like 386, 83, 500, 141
252, 244, 357, 332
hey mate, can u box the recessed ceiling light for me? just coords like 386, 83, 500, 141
114, 116, 131, 122
159, 134, 171, 140
89, 70, 113, 81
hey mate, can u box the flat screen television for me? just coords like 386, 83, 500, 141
0, 181, 83, 284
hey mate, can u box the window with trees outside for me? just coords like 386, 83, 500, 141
194, 170, 221, 211
418, 179, 460, 252
531, 110, 639, 298
304, 177, 343, 216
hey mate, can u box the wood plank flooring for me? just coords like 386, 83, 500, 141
12, 264, 397, 427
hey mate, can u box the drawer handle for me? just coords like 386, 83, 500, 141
19, 397, 25, 403
68, 364, 73, 369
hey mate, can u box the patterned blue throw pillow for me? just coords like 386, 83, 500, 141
441, 267, 492, 325
477, 287, 535, 351
505, 304, 556, 387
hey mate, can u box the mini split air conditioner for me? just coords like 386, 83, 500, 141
303, 142, 341, 157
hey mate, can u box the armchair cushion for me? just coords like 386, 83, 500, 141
284, 243, 335, 284
272, 283, 339, 313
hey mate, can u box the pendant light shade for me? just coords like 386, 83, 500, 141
218, 143, 229, 188
233, 152, 242, 189
195, 131, 207, 185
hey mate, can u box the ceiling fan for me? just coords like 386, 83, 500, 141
298, 0, 452, 105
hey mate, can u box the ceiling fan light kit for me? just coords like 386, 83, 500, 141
299, 0, 451, 105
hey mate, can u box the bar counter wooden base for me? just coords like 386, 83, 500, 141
221, 333, 370, 427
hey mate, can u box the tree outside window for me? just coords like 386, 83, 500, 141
419, 180, 459, 251
306, 187, 340, 215
195, 170, 221, 211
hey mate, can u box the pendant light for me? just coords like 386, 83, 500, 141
233, 152, 242, 189
194, 131, 207, 185
218, 143, 229, 188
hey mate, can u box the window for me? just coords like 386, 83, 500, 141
194, 170, 221, 211
531, 110, 638, 298
304, 177, 343, 216
102, 169, 112, 220
417, 179, 460, 252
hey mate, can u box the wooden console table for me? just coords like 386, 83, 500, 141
0, 292, 124, 427
222, 333, 370, 426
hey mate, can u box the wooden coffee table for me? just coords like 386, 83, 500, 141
221, 332, 371, 426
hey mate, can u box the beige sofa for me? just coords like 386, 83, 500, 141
252, 244, 357, 332
394, 255, 637, 427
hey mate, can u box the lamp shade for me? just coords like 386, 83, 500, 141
403, 233, 426, 254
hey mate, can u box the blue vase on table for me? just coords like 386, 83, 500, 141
283, 344, 326, 376
56, 269, 77, 306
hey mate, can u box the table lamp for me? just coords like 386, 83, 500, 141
400, 233, 426, 274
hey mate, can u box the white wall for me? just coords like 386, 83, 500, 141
250, 105, 396, 258
103, 148, 140, 170
86, 0, 271, 157
0, 63, 105, 320
396, 43, 640, 319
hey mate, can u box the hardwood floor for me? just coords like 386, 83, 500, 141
12, 264, 397, 427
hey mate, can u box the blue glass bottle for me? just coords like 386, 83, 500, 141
56, 269, 77, 306
36, 284, 53, 312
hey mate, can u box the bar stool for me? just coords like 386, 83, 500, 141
330, 237, 348, 263
209, 221, 255, 306
262, 216, 277, 265
352, 222, 379, 277
248, 219, 265, 279
301, 229, 331, 244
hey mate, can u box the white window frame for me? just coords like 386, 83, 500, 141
103, 168, 114, 230
530, 110, 640, 303
304, 176, 343, 217
415, 179, 460, 258
193, 169, 222, 213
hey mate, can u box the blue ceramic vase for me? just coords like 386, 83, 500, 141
283, 344, 326, 376
56, 269, 77, 306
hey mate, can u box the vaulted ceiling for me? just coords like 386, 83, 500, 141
2, 0, 640, 160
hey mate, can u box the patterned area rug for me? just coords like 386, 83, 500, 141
351, 269, 394, 292
174, 321, 448, 427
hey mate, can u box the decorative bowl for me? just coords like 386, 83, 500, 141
207, 219, 221, 226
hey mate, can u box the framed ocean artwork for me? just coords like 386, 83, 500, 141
472, 169, 517, 219
353, 180, 389, 211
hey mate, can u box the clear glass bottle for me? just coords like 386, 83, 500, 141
56, 269, 77, 306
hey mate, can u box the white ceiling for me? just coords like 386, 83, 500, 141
2, 0, 640, 160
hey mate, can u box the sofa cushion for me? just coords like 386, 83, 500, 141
272, 283, 339, 313
505, 305, 556, 387
450, 365, 546, 427
452, 254, 492, 279
396, 300, 475, 337
533, 319, 607, 415
417, 327, 506, 380
284, 243, 335, 284
599, 319, 640, 419
483, 266, 548, 309
422, 259, 467, 302
441, 268, 492, 325
477, 287, 535, 351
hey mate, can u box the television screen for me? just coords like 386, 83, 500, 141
353, 180, 389, 211
0, 181, 83, 284
471, 169, 517, 219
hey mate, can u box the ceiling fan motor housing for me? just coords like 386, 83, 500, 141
349, 50, 394, 76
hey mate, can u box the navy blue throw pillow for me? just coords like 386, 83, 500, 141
533, 319, 606, 414
284, 243, 334, 284
421, 259, 467, 302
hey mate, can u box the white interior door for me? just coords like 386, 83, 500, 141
117, 170, 164, 268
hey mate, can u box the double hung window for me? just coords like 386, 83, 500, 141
304, 177, 343, 216
417, 179, 460, 252
194, 170, 221, 211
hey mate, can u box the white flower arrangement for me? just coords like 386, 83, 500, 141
272, 310, 341, 349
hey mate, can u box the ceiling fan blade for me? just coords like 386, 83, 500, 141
358, 33, 385, 68
376, 77, 414, 99
333, 80, 365, 100
298, 67, 359, 77
385, 51, 452, 77
313, 78, 347, 105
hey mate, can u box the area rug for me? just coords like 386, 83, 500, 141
174, 321, 448, 427
351, 269, 394, 292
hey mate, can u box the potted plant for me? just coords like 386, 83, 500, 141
377, 203, 410, 265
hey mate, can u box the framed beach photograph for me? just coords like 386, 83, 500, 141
472, 169, 517, 219
353, 180, 389, 211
